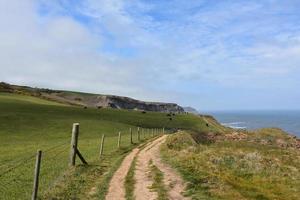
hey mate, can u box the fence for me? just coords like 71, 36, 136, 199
0, 123, 165, 199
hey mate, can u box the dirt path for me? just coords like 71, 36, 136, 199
134, 138, 163, 200
150, 136, 189, 200
134, 135, 189, 200
105, 135, 189, 200
105, 148, 139, 200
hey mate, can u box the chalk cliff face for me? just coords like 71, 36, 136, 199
49, 92, 184, 112
95, 95, 184, 112
0, 82, 184, 113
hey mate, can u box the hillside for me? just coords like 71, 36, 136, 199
0, 92, 221, 199
1, 88, 299, 200
0, 82, 184, 113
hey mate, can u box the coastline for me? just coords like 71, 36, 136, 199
207, 110, 300, 137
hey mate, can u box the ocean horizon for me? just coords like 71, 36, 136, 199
205, 110, 300, 137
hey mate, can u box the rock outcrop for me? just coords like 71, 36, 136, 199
0, 82, 184, 113
49, 92, 184, 112
95, 95, 184, 112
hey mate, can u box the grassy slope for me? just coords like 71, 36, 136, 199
0, 93, 66, 106
0, 93, 137, 199
0, 92, 212, 199
161, 131, 300, 200
2, 92, 298, 199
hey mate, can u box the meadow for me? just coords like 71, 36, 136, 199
0, 93, 213, 199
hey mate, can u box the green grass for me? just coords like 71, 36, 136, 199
149, 159, 168, 200
125, 157, 137, 200
161, 131, 300, 200
0, 92, 211, 199
3, 92, 298, 200
0, 93, 66, 106
42, 145, 138, 200
94, 152, 128, 200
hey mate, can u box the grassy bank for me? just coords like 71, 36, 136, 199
161, 131, 300, 200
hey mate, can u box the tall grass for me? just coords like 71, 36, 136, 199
161, 131, 300, 200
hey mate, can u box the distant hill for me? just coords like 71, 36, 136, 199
183, 106, 199, 115
0, 82, 184, 113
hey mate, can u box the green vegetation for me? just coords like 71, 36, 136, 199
3, 92, 297, 200
149, 160, 168, 200
0, 92, 211, 199
161, 131, 300, 200
0, 92, 65, 106
125, 157, 137, 200
91, 149, 130, 200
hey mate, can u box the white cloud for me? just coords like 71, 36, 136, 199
0, 0, 299, 110
0, 2, 116, 90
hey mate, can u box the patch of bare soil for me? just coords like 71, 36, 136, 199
134, 135, 190, 200
105, 148, 139, 200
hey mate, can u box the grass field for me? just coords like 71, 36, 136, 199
0, 92, 213, 199
161, 131, 300, 200
2, 92, 298, 199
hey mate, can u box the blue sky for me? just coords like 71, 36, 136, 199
1, 0, 300, 111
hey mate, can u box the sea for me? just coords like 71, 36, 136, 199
205, 110, 300, 137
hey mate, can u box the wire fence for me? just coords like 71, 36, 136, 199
0, 124, 165, 199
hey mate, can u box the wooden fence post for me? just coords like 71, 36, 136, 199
99, 134, 105, 157
76, 150, 88, 165
118, 131, 121, 148
32, 150, 42, 200
130, 128, 133, 144
137, 127, 140, 141
70, 123, 79, 166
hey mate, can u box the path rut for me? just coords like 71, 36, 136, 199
134, 135, 189, 200
105, 135, 189, 200
105, 148, 139, 200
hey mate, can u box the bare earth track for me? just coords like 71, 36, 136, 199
105, 148, 139, 200
105, 135, 189, 200
148, 136, 189, 200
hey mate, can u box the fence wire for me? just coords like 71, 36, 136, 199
0, 126, 163, 199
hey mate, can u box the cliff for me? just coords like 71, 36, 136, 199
0, 82, 184, 113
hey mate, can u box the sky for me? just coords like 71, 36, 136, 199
0, 0, 300, 111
